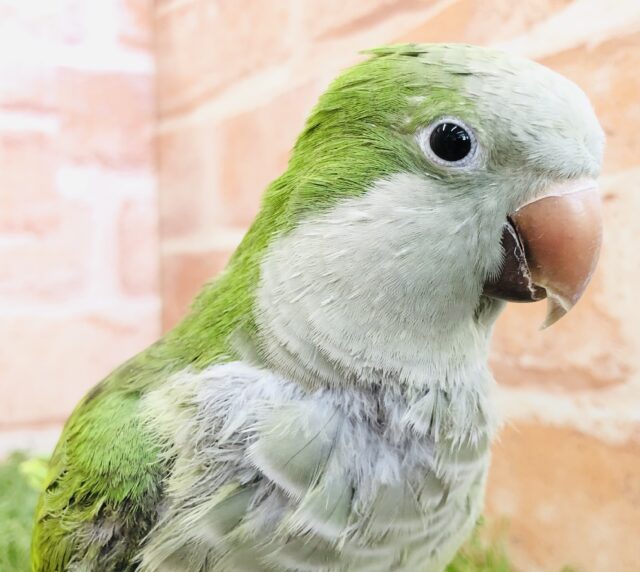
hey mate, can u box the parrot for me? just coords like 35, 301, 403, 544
31, 43, 604, 572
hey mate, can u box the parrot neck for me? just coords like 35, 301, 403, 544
247, 242, 503, 395
247, 294, 501, 395
239, 174, 507, 394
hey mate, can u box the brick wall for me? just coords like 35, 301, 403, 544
155, 1, 640, 571
0, 1, 160, 451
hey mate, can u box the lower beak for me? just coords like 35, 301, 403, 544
483, 178, 603, 327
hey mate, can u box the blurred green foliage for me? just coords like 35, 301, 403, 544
446, 517, 513, 572
0, 453, 46, 572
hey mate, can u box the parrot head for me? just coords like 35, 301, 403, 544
258, 44, 603, 329
181, 43, 605, 381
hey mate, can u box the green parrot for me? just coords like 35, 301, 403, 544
31, 43, 604, 571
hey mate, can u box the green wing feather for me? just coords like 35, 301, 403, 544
31, 356, 167, 572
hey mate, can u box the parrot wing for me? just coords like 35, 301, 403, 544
31, 357, 167, 572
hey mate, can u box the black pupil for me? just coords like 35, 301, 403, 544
429, 122, 472, 162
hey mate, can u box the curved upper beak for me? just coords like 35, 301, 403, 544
483, 178, 603, 327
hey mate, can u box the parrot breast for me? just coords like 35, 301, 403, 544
137, 361, 495, 571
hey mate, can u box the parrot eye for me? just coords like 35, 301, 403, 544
418, 117, 479, 168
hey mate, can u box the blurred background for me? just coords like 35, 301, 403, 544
1, 1, 639, 571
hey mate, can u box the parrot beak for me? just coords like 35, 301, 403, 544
483, 178, 603, 327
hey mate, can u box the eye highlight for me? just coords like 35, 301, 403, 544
418, 117, 479, 168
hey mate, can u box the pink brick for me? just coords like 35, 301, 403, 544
156, 0, 291, 114
301, 0, 433, 39
118, 198, 160, 297
540, 31, 640, 173
118, 0, 153, 49
156, 120, 221, 240
217, 82, 319, 227
0, 201, 61, 237
487, 424, 640, 572
0, 202, 92, 302
157, 82, 317, 240
161, 248, 232, 331
0, 60, 57, 111
490, 269, 629, 390
0, 131, 58, 234
58, 69, 154, 169
0, 306, 159, 426
397, 0, 572, 44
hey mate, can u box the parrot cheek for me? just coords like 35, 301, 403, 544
483, 178, 603, 327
